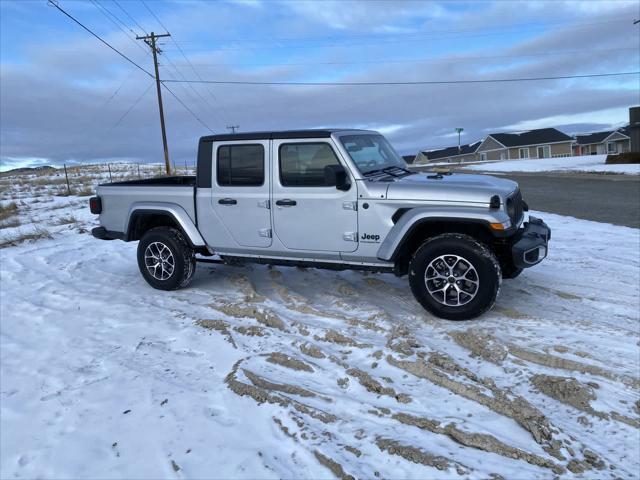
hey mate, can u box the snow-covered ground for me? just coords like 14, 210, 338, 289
463, 155, 640, 175
1, 170, 639, 479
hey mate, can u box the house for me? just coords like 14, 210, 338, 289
475, 127, 573, 161
573, 128, 631, 156
402, 154, 417, 164
416, 141, 480, 164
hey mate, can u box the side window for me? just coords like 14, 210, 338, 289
279, 143, 340, 187
217, 144, 264, 186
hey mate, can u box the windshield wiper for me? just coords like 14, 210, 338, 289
385, 165, 412, 175
363, 166, 409, 177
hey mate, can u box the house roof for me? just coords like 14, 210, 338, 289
574, 130, 614, 145
574, 126, 631, 145
422, 141, 480, 160
489, 128, 573, 147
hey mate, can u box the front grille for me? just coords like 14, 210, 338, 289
507, 189, 524, 226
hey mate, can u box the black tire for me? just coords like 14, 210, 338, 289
409, 234, 501, 321
137, 227, 196, 291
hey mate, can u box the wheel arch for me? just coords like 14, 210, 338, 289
125, 204, 206, 249
378, 207, 510, 260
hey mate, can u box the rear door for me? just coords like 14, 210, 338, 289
211, 141, 272, 247
271, 139, 358, 252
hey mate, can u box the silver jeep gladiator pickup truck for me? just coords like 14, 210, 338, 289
89, 129, 550, 320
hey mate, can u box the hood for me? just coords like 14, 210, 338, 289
385, 172, 518, 204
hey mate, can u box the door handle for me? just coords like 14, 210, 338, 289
218, 198, 237, 205
275, 199, 297, 207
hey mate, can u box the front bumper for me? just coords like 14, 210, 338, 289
511, 216, 550, 269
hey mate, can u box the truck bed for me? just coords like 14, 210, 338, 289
102, 176, 196, 187
96, 176, 197, 236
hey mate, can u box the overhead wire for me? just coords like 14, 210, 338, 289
161, 71, 640, 86
139, 0, 232, 126
47, 0, 154, 78
48, 0, 214, 131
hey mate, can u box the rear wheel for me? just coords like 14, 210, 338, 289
409, 234, 501, 320
137, 227, 196, 290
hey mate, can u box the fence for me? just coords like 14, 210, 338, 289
0, 161, 196, 199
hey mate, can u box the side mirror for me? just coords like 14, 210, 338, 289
324, 164, 350, 191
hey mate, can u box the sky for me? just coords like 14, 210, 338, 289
0, 0, 639, 170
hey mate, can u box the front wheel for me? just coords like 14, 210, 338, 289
409, 234, 501, 320
137, 227, 196, 290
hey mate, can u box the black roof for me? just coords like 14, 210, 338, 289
200, 129, 370, 142
490, 128, 572, 147
422, 141, 480, 160
574, 130, 614, 145
574, 126, 630, 145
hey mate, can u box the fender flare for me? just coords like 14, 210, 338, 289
376, 206, 511, 261
125, 202, 206, 247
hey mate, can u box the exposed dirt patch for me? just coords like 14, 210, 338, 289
273, 417, 297, 440
375, 437, 463, 473
266, 352, 314, 372
243, 369, 317, 398
363, 277, 386, 287
531, 374, 605, 418
343, 445, 362, 457
314, 451, 354, 480
230, 274, 265, 303
346, 368, 411, 403
337, 283, 357, 297
314, 330, 371, 349
234, 325, 267, 337
493, 305, 530, 319
300, 343, 326, 359
449, 329, 507, 365
387, 354, 564, 456
196, 319, 237, 348
391, 412, 563, 473
509, 345, 638, 388
225, 360, 336, 425
210, 303, 286, 331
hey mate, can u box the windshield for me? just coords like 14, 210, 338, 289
339, 134, 407, 175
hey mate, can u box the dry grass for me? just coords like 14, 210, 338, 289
0, 218, 22, 229
54, 214, 78, 226
0, 202, 18, 222
76, 186, 94, 197
0, 225, 52, 248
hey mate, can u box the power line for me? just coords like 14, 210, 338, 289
160, 82, 214, 133
161, 71, 640, 86
47, 0, 154, 78
110, 81, 155, 131
49, 0, 211, 136
140, 0, 232, 126
88, 0, 147, 54
113, 0, 148, 35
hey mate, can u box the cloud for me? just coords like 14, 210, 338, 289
0, 0, 638, 167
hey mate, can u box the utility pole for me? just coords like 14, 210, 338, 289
455, 127, 464, 161
137, 31, 172, 175
226, 125, 240, 134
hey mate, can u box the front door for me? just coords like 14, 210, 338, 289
211, 141, 272, 248
271, 139, 358, 252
